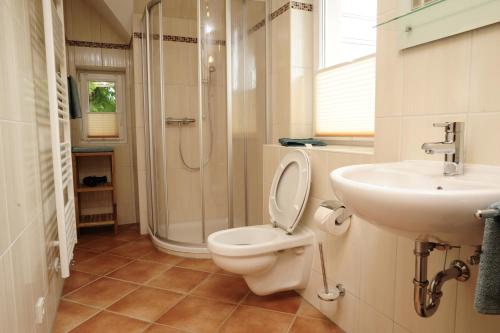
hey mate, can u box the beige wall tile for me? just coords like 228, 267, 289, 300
466, 112, 500, 166
393, 323, 411, 333
376, 27, 403, 117
374, 116, 401, 162
355, 301, 394, 333
469, 23, 500, 113
0, 251, 17, 332
291, 9, 313, 68
325, 215, 362, 297
0, 122, 40, 241
0, 138, 10, 253
359, 221, 398, 318
402, 34, 471, 116
290, 67, 313, 127
306, 150, 331, 199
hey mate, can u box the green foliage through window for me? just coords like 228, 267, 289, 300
88, 81, 116, 113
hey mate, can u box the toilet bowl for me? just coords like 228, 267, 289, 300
208, 149, 314, 295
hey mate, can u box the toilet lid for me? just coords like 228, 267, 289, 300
268, 149, 311, 234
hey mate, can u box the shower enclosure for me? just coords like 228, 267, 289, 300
141, 0, 268, 254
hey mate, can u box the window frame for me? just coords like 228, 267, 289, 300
79, 71, 127, 143
313, 0, 376, 145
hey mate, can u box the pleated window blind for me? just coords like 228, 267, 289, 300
315, 0, 377, 138
315, 55, 375, 137
80, 72, 126, 141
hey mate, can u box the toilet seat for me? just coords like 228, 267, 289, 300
207, 225, 313, 256
269, 149, 311, 233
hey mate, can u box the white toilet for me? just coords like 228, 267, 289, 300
208, 149, 314, 295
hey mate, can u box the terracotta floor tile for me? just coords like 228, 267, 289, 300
119, 223, 140, 231
192, 274, 249, 303
143, 324, 189, 333
140, 250, 184, 265
76, 234, 108, 246
107, 260, 170, 284
243, 290, 302, 314
109, 238, 155, 258
77, 237, 129, 253
63, 271, 99, 295
217, 269, 240, 277
147, 267, 209, 293
107, 286, 183, 322
113, 229, 143, 242
72, 248, 99, 264
176, 258, 220, 272
289, 316, 344, 333
53, 300, 99, 333
298, 300, 328, 320
219, 305, 293, 333
156, 296, 235, 333
69, 311, 148, 333
65, 277, 138, 308
73, 254, 132, 275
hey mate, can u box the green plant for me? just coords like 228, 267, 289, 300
88, 81, 116, 113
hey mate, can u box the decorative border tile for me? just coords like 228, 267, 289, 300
270, 1, 313, 21
291, 1, 313, 11
132, 32, 226, 46
248, 19, 266, 34
163, 35, 197, 43
271, 2, 290, 20
66, 39, 130, 50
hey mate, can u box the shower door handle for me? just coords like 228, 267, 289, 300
166, 117, 196, 125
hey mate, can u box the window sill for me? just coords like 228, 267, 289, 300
266, 143, 374, 156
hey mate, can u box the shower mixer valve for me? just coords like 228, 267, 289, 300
166, 117, 196, 125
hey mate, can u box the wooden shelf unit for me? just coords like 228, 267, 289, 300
72, 151, 118, 234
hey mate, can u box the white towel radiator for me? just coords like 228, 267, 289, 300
42, 0, 77, 278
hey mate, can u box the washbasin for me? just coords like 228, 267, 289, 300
330, 160, 500, 245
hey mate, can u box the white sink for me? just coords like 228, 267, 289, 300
330, 160, 500, 245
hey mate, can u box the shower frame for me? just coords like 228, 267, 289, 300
141, 0, 270, 254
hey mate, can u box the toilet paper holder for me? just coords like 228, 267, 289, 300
320, 200, 352, 225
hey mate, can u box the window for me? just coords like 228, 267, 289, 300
314, 0, 377, 138
80, 72, 126, 141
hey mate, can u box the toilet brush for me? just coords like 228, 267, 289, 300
317, 242, 345, 301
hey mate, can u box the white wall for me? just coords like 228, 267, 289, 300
0, 0, 63, 331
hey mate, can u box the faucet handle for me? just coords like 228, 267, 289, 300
433, 122, 454, 131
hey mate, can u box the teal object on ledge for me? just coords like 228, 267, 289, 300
278, 138, 327, 147
72, 146, 114, 153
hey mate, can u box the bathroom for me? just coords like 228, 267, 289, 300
1, 0, 500, 332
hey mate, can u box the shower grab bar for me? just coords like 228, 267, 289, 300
166, 117, 196, 125
475, 208, 500, 220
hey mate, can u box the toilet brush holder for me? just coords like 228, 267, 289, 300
317, 242, 345, 302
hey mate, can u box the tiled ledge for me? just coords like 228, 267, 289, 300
265, 143, 374, 155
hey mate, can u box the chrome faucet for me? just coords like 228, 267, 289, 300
421, 122, 464, 176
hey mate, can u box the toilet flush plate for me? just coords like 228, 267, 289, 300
269, 150, 311, 234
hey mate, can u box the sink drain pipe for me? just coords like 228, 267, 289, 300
413, 241, 470, 317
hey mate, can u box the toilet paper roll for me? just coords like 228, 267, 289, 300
314, 206, 351, 236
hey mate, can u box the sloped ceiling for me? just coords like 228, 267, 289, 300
103, 0, 134, 35
87, 0, 133, 38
